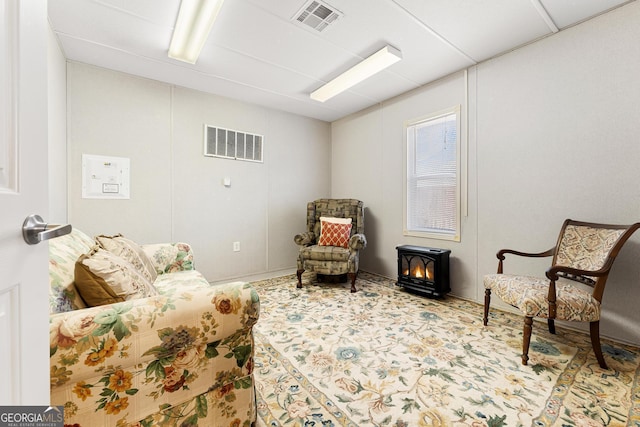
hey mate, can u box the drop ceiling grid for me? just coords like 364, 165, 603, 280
199, 0, 428, 106
48, 0, 638, 122
392, 0, 555, 62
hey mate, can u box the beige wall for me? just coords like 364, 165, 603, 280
331, 72, 476, 300
475, 3, 640, 345
66, 63, 331, 282
331, 2, 640, 345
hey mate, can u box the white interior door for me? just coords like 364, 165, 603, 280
0, 0, 51, 404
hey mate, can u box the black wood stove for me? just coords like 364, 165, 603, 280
396, 245, 451, 298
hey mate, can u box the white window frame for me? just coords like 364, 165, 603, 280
403, 105, 461, 242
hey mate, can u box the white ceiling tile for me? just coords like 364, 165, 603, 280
49, 0, 173, 59
394, 0, 553, 62
90, 0, 180, 27
210, 1, 356, 81
540, 0, 630, 29
316, 0, 475, 82
191, 44, 323, 100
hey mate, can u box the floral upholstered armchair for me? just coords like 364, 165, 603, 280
294, 199, 367, 292
483, 219, 640, 369
49, 228, 259, 426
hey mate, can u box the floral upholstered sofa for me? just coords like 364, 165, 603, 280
49, 228, 259, 427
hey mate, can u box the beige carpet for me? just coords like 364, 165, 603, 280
251, 272, 640, 426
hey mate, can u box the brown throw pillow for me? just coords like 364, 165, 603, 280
75, 247, 158, 307
95, 234, 158, 283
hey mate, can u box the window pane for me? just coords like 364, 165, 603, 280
406, 111, 458, 235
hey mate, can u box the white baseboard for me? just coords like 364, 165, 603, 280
208, 268, 297, 286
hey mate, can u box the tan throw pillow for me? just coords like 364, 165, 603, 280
75, 247, 158, 307
318, 217, 353, 248
95, 234, 157, 283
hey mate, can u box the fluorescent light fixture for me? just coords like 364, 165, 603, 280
168, 0, 225, 64
310, 45, 402, 102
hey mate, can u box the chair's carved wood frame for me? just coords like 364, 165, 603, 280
484, 219, 640, 369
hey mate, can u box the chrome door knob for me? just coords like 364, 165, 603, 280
22, 214, 72, 245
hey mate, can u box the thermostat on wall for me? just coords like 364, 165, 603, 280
82, 154, 130, 199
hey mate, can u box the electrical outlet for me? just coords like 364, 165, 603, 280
233, 241, 240, 252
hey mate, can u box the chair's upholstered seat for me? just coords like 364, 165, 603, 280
483, 219, 640, 369
484, 274, 601, 322
299, 244, 351, 262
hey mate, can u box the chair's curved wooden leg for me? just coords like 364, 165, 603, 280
296, 269, 304, 289
483, 288, 491, 326
590, 321, 608, 369
548, 318, 556, 334
348, 272, 357, 293
522, 317, 533, 365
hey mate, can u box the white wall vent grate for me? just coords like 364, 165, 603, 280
293, 0, 342, 32
204, 125, 263, 163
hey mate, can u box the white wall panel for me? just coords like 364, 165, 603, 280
332, 1, 640, 345
67, 63, 173, 243
67, 63, 331, 282
476, 1, 640, 344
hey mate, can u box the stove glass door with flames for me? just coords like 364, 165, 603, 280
401, 254, 434, 284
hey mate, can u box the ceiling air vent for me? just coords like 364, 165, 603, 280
293, 0, 342, 32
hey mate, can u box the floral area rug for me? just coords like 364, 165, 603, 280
251, 272, 640, 427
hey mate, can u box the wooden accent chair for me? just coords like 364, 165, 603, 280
294, 199, 366, 292
483, 219, 640, 369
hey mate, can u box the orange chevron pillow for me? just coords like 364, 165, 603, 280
318, 217, 352, 248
